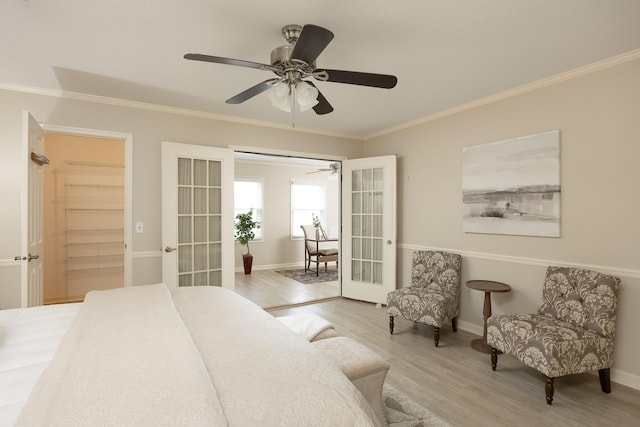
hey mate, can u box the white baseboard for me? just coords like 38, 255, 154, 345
235, 262, 305, 273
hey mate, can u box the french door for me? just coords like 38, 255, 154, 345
161, 142, 235, 289
341, 155, 397, 304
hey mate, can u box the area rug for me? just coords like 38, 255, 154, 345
384, 383, 451, 427
275, 268, 338, 284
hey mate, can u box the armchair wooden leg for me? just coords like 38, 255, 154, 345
599, 368, 612, 393
490, 347, 498, 371
451, 317, 458, 332
545, 376, 555, 405
389, 316, 394, 334
433, 326, 440, 347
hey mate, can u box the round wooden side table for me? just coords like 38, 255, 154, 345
466, 280, 511, 354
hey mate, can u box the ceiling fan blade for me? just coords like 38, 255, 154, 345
290, 25, 334, 65
226, 79, 279, 104
307, 81, 333, 115
315, 69, 398, 89
184, 53, 269, 70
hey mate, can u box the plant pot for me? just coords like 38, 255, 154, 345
242, 254, 253, 275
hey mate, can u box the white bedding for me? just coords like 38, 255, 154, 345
1, 284, 379, 426
0, 302, 81, 427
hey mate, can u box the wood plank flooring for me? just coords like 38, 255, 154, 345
235, 268, 339, 309
239, 270, 640, 426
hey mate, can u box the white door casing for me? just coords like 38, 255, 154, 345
21, 111, 45, 307
161, 142, 235, 290
341, 155, 397, 304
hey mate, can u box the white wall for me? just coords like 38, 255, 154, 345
0, 89, 362, 308
367, 57, 640, 388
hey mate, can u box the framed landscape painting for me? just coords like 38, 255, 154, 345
462, 130, 560, 237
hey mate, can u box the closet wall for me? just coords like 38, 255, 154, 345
43, 133, 125, 303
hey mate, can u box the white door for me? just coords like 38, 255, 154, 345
21, 111, 46, 307
161, 142, 235, 290
341, 155, 397, 304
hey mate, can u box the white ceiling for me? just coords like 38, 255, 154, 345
3, 0, 640, 138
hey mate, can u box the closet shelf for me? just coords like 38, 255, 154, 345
64, 208, 124, 212
66, 265, 124, 273
66, 184, 124, 189
66, 253, 123, 259
65, 228, 124, 232
66, 241, 124, 246
65, 160, 124, 168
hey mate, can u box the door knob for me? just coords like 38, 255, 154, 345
387, 240, 392, 245
27, 254, 40, 261
164, 246, 177, 253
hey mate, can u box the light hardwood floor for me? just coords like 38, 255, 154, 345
266, 298, 640, 427
235, 268, 340, 309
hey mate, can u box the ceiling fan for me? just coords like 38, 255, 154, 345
184, 24, 398, 115
306, 162, 340, 175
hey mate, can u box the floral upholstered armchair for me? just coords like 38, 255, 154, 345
386, 250, 462, 347
487, 266, 621, 404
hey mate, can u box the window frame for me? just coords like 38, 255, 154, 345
234, 176, 264, 241
290, 179, 327, 239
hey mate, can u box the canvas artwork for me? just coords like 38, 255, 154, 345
462, 130, 560, 237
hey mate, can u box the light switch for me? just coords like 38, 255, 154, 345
135, 222, 144, 233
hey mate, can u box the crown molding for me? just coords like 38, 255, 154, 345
365, 49, 640, 140
0, 82, 359, 140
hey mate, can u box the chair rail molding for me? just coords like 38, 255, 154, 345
398, 243, 640, 281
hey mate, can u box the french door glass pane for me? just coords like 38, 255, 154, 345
209, 161, 221, 187
194, 272, 208, 286
178, 188, 191, 214
209, 271, 222, 286
178, 217, 191, 244
178, 158, 191, 185
372, 262, 383, 284
194, 160, 207, 186
209, 188, 221, 214
179, 274, 192, 287
178, 245, 192, 273
209, 216, 221, 241
194, 244, 207, 271
194, 216, 207, 242
176, 157, 223, 287
209, 243, 222, 269
351, 167, 384, 285
372, 239, 383, 261
194, 188, 207, 214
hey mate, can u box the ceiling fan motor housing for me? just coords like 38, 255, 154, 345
270, 45, 294, 67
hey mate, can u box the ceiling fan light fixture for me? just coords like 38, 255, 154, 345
296, 81, 319, 111
267, 81, 318, 113
267, 82, 292, 112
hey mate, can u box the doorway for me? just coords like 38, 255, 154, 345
42, 132, 127, 304
232, 151, 342, 309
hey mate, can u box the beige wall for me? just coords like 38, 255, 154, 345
0, 89, 362, 308
1, 55, 638, 388
366, 58, 640, 387
234, 159, 340, 270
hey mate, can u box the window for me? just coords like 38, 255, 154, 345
234, 177, 263, 240
291, 179, 326, 238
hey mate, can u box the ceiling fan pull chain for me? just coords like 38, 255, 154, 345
291, 84, 296, 128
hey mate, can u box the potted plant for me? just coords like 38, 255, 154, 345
235, 208, 261, 274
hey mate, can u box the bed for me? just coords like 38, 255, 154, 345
0, 284, 380, 426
